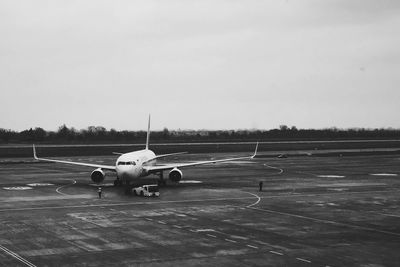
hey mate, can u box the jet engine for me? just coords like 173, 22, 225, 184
168, 168, 182, 183
91, 168, 105, 184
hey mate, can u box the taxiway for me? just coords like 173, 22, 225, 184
1, 153, 400, 266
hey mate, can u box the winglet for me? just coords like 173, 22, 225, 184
145, 114, 151, 150
251, 142, 259, 159
33, 144, 38, 160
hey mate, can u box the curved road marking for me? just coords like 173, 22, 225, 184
243, 191, 261, 208
0, 244, 36, 267
242, 163, 284, 207
263, 164, 284, 175
55, 179, 77, 196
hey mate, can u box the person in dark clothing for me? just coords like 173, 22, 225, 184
259, 181, 263, 192
98, 187, 102, 199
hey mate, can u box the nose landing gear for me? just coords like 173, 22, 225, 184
113, 177, 121, 187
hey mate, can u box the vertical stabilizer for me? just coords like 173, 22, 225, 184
146, 114, 151, 150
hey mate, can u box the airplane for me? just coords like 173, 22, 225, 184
33, 116, 258, 192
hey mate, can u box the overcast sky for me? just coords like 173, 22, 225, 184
1, 0, 399, 131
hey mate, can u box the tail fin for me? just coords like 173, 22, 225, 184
146, 114, 151, 150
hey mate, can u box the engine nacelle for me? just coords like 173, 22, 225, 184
91, 168, 105, 184
168, 168, 183, 183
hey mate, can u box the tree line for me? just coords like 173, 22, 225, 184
0, 124, 399, 144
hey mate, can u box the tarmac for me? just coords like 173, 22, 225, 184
1, 153, 400, 266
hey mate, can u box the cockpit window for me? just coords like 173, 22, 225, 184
118, 161, 136, 166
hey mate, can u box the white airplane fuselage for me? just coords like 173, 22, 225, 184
115, 149, 157, 181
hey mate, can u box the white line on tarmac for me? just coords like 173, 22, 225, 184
296, 257, 311, 263
0, 196, 255, 212
269, 250, 283, 256
158, 221, 166, 225
55, 179, 76, 196
246, 244, 259, 249
145, 218, 153, 221
2, 189, 400, 213
207, 234, 217, 238
225, 239, 237, 243
247, 206, 400, 238
173, 225, 182, 229
189, 229, 197, 233
263, 164, 284, 174
254, 240, 269, 245
0, 244, 37, 267
243, 191, 261, 208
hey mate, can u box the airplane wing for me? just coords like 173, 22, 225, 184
143, 143, 258, 174
154, 151, 188, 159
33, 145, 116, 171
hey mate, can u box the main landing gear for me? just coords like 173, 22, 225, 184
158, 172, 166, 186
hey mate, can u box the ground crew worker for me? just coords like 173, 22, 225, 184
259, 181, 263, 192
98, 187, 102, 199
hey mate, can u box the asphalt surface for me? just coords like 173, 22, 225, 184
1, 153, 400, 266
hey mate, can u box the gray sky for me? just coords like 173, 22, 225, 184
1, 0, 399, 131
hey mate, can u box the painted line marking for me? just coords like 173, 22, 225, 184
225, 239, 237, 243
247, 244, 259, 249
254, 240, 269, 245
0, 244, 37, 267
120, 211, 127, 214
158, 221, 166, 225
189, 229, 197, 233
247, 205, 400, 238
207, 234, 217, 238
269, 250, 283, 256
173, 225, 182, 229
2, 189, 400, 213
296, 257, 312, 263
243, 191, 261, 208
263, 164, 284, 174
55, 179, 76, 196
